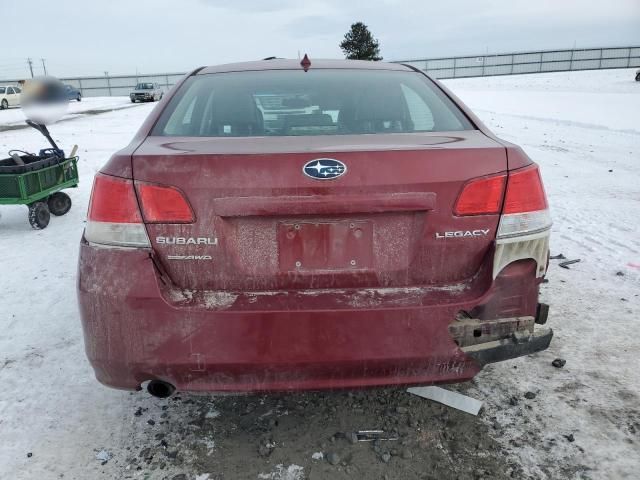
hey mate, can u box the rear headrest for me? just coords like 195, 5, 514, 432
284, 113, 333, 128
284, 113, 336, 135
354, 88, 408, 122
209, 93, 263, 136
338, 86, 412, 134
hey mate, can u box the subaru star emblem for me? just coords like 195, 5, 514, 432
302, 158, 347, 180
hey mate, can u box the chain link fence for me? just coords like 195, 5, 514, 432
1, 46, 638, 97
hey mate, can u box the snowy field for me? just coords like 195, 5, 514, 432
0, 96, 138, 128
449, 68, 640, 478
0, 68, 639, 479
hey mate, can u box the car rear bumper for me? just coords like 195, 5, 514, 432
77, 239, 551, 393
462, 328, 552, 365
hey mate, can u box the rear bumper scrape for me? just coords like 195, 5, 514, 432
462, 328, 553, 366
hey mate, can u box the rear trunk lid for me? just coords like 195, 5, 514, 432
132, 131, 506, 291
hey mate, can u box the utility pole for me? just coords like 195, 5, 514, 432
41, 58, 47, 76
27, 58, 34, 78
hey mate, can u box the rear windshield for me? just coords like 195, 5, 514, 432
152, 69, 474, 137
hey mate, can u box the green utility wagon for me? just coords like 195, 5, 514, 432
0, 121, 79, 229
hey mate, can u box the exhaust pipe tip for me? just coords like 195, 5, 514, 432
146, 380, 176, 398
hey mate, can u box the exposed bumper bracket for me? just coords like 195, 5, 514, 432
462, 328, 553, 366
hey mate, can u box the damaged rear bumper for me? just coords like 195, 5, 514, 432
462, 328, 553, 366
77, 241, 552, 393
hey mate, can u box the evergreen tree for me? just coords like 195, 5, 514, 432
340, 22, 382, 61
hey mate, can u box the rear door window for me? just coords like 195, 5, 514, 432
153, 69, 473, 137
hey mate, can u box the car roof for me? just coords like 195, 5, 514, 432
197, 59, 412, 75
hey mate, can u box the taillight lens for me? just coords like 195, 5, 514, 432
136, 182, 194, 223
88, 174, 142, 223
454, 174, 506, 216
498, 165, 551, 239
503, 166, 548, 214
454, 165, 551, 238
84, 173, 150, 247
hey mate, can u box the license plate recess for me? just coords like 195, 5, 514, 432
278, 220, 373, 271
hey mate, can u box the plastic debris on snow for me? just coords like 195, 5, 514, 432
258, 464, 305, 480
407, 386, 483, 415
94, 449, 112, 462
205, 408, 221, 419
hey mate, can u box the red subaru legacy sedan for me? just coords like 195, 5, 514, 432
78, 59, 552, 398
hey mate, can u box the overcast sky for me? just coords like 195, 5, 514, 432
2, 0, 639, 78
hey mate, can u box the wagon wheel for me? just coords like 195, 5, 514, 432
48, 192, 72, 216
28, 202, 50, 229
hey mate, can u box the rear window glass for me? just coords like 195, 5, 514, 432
152, 69, 473, 137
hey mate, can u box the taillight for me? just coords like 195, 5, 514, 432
87, 174, 142, 223
84, 173, 150, 247
503, 166, 548, 214
454, 165, 551, 239
454, 174, 506, 216
136, 182, 194, 223
498, 165, 552, 239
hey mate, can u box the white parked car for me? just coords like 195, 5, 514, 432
0, 85, 21, 109
130, 82, 163, 103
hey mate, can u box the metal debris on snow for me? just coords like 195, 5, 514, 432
355, 430, 399, 442
559, 259, 581, 269
407, 386, 483, 416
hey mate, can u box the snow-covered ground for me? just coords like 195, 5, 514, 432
448, 68, 639, 131
0, 68, 639, 479
0, 96, 138, 128
446, 68, 640, 478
